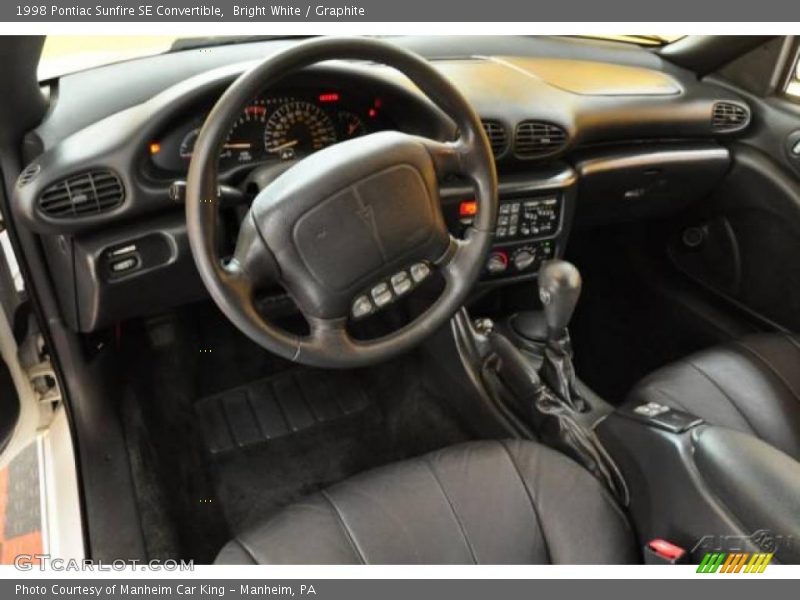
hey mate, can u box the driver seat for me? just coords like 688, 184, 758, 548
214, 440, 638, 564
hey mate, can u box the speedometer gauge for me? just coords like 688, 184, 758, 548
265, 100, 337, 160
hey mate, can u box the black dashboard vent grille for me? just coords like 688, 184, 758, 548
481, 120, 508, 156
711, 102, 750, 133
514, 121, 568, 158
38, 170, 124, 218
16, 163, 41, 188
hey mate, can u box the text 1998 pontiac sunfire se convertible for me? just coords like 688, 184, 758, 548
0, 34, 799, 565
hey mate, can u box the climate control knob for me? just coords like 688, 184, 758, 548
486, 251, 509, 274
512, 248, 537, 271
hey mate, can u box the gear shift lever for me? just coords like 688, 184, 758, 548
539, 260, 582, 340
538, 259, 586, 411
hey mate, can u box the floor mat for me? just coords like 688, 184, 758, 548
196, 370, 372, 454
199, 362, 470, 536
123, 304, 472, 560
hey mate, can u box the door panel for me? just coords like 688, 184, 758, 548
669, 144, 800, 331
667, 37, 800, 332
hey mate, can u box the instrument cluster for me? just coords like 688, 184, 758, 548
149, 89, 391, 176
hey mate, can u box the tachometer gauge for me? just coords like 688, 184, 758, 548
337, 111, 368, 139
265, 100, 337, 160
221, 99, 270, 166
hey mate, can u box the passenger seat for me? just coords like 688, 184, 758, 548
624, 333, 800, 461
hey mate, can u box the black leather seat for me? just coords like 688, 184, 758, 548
215, 439, 638, 564
626, 333, 800, 461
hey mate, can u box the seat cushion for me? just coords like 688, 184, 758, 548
215, 439, 638, 564
626, 333, 800, 460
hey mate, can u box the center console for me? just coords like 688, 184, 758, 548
599, 404, 800, 564
441, 165, 577, 282
447, 239, 799, 565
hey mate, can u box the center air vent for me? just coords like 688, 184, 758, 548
711, 102, 750, 133
481, 120, 509, 157
514, 121, 568, 158
38, 170, 124, 218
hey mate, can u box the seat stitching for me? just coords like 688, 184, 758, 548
733, 340, 800, 407
320, 491, 367, 564
499, 440, 552, 564
422, 456, 478, 564
680, 358, 759, 435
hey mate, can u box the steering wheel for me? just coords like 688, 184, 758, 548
186, 37, 497, 368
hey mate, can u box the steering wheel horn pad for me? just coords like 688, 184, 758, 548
186, 37, 497, 367
249, 131, 451, 319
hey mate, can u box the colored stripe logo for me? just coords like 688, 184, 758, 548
696, 552, 774, 573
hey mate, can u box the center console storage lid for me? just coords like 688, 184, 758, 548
694, 426, 800, 562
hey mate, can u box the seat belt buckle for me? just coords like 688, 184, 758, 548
644, 539, 687, 564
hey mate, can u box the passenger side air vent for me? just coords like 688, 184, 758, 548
711, 102, 750, 133
38, 170, 124, 218
16, 163, 41, 188
514, 121, 569, 158
481, 120, 509, 157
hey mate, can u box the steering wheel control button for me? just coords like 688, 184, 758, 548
391, 271, 413, 296
351, 295, 375, 319
371, 282, 394, 307
410, 263, 431, 283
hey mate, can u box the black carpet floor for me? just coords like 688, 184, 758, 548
202, 360, 470, 537
119, 302, 471, 562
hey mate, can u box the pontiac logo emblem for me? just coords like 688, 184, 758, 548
355, 202, 375, 229
354, 196, 386, 259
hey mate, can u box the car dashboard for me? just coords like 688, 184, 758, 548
148, 88, 394, 178
12, 36, 749, 333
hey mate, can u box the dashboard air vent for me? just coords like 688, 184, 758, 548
711, 102, 750, 133
16, 163, 41, 188
481, 120, 508, 157
38, 170, 124, 218
514, 121, 568, 158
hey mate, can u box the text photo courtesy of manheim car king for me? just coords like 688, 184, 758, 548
0, 3, 798, 594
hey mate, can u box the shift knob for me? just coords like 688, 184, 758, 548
538, 259, 582, 339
